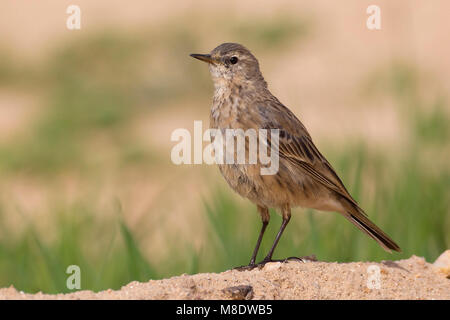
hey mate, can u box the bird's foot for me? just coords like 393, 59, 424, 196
257, 254, 317, 266
233, 263, 258, 271
233, 258, 272, 271
234, 258, 277, 271
233, 255, 318, 272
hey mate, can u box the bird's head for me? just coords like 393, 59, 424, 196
190, 43, 266, 90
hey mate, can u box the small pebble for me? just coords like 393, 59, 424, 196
222, 285, 253, 300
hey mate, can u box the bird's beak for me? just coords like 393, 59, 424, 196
190, 53, 216, 65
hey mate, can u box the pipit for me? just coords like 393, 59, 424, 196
190, 43, 400, 268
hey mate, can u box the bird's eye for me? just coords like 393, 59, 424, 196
230, 56, 238, 64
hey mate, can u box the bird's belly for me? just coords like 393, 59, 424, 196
217, 163, 261, 202
217, 162, 343, 213
216, 162, 301, 209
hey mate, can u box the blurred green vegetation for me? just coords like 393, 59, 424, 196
0, 133, 448, 293
0, 202, 160, 293
231, 15, 310, 50
0, 18, 448, 294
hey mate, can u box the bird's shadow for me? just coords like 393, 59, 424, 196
381, 260, 409, 272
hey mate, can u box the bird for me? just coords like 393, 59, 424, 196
190, 43, 401, 268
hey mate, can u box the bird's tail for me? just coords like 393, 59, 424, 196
341, 201, 401, 253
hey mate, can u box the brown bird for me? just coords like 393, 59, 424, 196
190, 43, 400, 268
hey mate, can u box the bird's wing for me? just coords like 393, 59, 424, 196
257, 99, 360, 208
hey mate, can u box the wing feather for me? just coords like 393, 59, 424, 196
257, 100, 361, 209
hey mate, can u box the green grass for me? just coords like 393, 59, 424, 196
0, 134, 447, 294
0, 200, 167, 293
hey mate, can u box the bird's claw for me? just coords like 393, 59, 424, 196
282, 254, 318, 263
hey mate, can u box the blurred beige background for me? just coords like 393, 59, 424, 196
1, 0, 449, 143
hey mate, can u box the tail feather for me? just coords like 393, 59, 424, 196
341, 200, 401, 253
346, 212, 401, 252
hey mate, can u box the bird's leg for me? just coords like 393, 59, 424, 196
248, 206, 270, 266
234, 206, 269, 271
261, 216, 290, 263
249, 221, 268, 266
259, 205, 291, 265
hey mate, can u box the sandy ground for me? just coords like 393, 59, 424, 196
1, 252, 449, 300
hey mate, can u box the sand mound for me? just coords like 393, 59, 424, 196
1, 254, 449, 300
